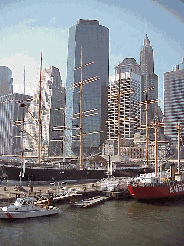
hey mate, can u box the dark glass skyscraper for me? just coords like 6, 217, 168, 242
66, 19, 109, 156
0, 66, 13, 96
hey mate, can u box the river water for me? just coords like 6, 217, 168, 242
0, 198, 184, 246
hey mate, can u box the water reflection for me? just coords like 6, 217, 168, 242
127, 200, 170, 220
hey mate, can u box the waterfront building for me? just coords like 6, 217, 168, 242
0, 66, 13, 96
66, 19, 109, 156
140, 35, 158, 125
24, 66, 65, 158
164, 59, 184, 145
0, 93, 29, 155
108, 58, 141, 141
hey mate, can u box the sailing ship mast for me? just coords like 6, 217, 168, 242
117, 64, 135, 155
140, 49, 159, 167
73, 47, 100, 170
176, 120, 182, 174
38, 51, 43, 164
151, 118, 162, 177
145, 79, 149, 167
19, 66, 26, 185
117, 63, 121, 155
140, 87, 160, 168
154, 119, 158, 177
79, 47, 83, 170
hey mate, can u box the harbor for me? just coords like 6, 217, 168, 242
1, 177, 184, 246
0, 1, 183, 245
1, 195, 184, 246
0, 178, 132, 208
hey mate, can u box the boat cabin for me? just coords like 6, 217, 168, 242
134, 173, 160, 184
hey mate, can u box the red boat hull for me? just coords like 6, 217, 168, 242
128, 182, 184, 200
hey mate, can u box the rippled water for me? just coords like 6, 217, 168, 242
0, 199, 184, 246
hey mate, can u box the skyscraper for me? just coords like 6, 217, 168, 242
164, 59, 184, 144
140, 35, 158, 125
66, 19, 109, 156
24, 66, 65, 158
0, 93, 29, 155
0, 66, 13, 96
108, 58, 141, 140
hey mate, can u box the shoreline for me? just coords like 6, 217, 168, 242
0, 180, 102, 205
0, 177, 130, 206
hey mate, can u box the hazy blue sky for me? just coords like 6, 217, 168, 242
0, 0, 184, 110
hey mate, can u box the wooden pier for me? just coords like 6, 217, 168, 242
0, 180, 133, 209
71, 196, 112, 208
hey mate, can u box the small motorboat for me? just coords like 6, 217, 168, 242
0, 197, 59, 219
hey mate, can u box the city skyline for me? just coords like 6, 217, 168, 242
0, 0, 184, 112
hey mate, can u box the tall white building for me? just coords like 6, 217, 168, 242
164, 59, 184, 144
24, 66, 65, 158
108, 58, 141, 140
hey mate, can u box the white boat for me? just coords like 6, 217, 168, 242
98, 177, 127, 191
0, 197, 59, 219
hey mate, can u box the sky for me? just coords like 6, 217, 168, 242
0, 0, 184, 111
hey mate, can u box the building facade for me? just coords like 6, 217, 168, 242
0, 93, 29, 155
24, 66, 65, 158
164, 59, 184, 144
66, 19, 109, 156
140, 35, 158, 125
108, 58, 141, 141
0, 66, 13, 96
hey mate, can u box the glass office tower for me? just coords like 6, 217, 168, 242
66, 19, 109, 156
0, 66, 13, 96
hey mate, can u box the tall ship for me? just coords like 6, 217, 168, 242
0, 52, 142, 182
127, 46, 184, 201
0, 158, 142, 181
0, 160, 107, 181
0, 53, 105, 182
127, 118, 184, 201
127, 165, 184, 201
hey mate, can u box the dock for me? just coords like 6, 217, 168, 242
71, 196, 112, 208
0, 178, 133, 208
0, 181, 102, 206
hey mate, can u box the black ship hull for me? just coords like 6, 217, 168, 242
0, 165, 140, 181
